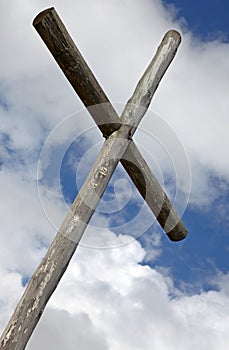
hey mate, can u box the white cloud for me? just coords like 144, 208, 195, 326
0, 167, 65, 275
25, 238, 229, 350
0, 268, 24, 333
1, 234, 229, 349
28, 308, 109, 350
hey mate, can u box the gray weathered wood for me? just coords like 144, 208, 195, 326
33, 7, 187, 241
0, 22, 181, 350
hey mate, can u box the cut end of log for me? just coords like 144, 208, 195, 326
165, 29, 181, 42
166, 223, 188, 242
33, 7, 55, 26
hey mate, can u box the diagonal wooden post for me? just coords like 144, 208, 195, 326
33, 7, 187, 241
0, 8, 186, 350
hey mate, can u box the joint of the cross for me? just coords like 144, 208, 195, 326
104, 123, 137, 142
102, 122, 122, 139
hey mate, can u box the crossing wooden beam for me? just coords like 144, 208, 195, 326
33, 7, 187, 241
0, 8, 188, 350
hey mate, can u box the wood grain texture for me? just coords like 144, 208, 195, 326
0, 8, 187, 350
33, 7, 187, 241
33, 7, 120, 138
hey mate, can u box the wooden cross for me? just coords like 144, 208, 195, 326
0, 7, 188, 350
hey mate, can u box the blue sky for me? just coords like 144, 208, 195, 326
159, 0, 229, 291
163, 0, 229, 41
1, 1, 229, 349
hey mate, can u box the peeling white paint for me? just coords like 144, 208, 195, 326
2, 322, 17, 346
65, 215, 80, 236
27, 260, 57, 317
26, 308, 31, 318
99, 166, 108, 177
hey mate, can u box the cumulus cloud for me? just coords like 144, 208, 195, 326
28, 308, 109, 350
0, 167, 65, 275
0, 268, 24, 333
1, 233, 229, 349
25, 237, 229, 350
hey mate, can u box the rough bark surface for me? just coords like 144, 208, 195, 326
0, 8, 187, 350
33, 7, 187, 241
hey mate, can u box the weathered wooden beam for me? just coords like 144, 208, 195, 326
0, 27, 181, 350
34, 7, 121, 138
33, 7, 187, 241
